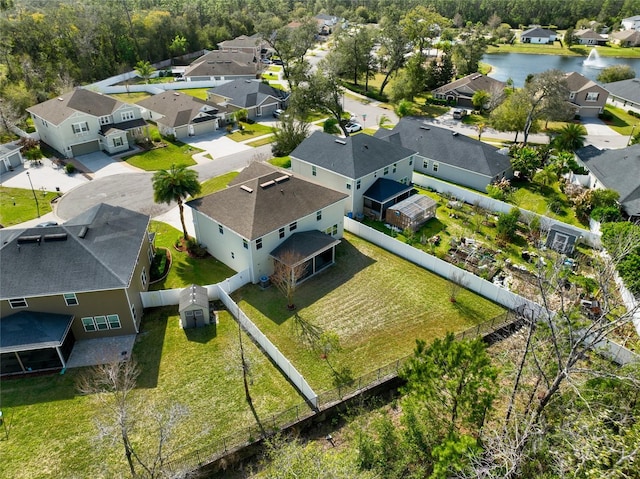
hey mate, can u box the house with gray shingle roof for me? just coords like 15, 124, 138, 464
183, 50, 260, 82
611, 29, 640, 47
432, 73, 506, 109
574, 144, 640, 220
520, 27, 557, 44
26, 88, 146, 158
374, 117, 513, 192
604, 78, 640, 114
290, 131, 417, 219
573, 29, 607, 46
565, 72, 609, 117
0, 143, 23, 174
0, 203, 153, 376
187, 163, 348, 283
217, 34, 267, 59
137, 91, 229, 139
207, 79, 289, 119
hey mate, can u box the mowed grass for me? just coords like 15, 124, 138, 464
235, 233, 505, 392
178, 88, 210, 100
149, 221, 236, 289
603, 104, 640, 135
198, 171, 239, 197
510, 180, 585, 228
0, 308, 308, 479
0, 186, 58, 226
109, 91, 153, 103
227, 122, 274, 142
125, 139, 199, 170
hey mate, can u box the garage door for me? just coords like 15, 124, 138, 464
71, 140, 100, 157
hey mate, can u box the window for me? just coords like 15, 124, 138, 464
401, 177, 408, 184
586, 92, 599, 102
243, 239, 248, 249
113, 137, 123, 147
409, 156, 413, 166
312, 166, 317, 176
433, 162, 439, 172
141, 268, 147, 288
107, 314, 121, 329
346, 183, 352, 190
383, 167, 389, 176
256, 238, 263, 250
82, 317, 96, 332
332, 224, 338, 235
131, 305, 137, 321
64, 293, 78, 306
9, 298, 27, 308
121, 111, 135, 121
279, 227, 285, 239
289, 221, 297, 232
569, 92, 576, 100
317, 210, 322, 221
393, 163, 397, 173
356, 179, 361, 190
72, 122, 89, 135
231, 252, 235, 259
219, 224, 224, 234
99, 116, 111, 125
95, 316, 109, 331
423, 160, 429, 169
41, 119, 48, 128
148, 245, 154, 264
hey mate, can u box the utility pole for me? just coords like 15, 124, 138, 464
25, 171, 40, 218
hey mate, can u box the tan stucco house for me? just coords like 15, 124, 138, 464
565, 72, 609, 118
0, 204, 153, 376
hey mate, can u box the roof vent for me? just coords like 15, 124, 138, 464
419, 125, 430, 130
240, 185, 254, 193
274, 175, 289, 183
44, 233, 68, 242
452, 131, 459, 136
173, 92, 180, 96
260, 180, 275, 188
78, 226, 88, 238
335, 139, 346, 145
245, 80, 252, 83
58, 97, 64, 101
17, 235, 41, 244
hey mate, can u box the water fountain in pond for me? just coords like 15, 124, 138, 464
584, 48, 605, 68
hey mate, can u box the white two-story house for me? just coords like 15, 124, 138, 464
187, 163, 348, 284
27, 88, 146, 158
290, 131, 417, 220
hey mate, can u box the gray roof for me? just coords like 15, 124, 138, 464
179, 284, 209, 311
374, 117, 511, 177
27, 88, 124, 125
271, 230, 340, 264
137, 91, 226, 128
576, 144, 640, 217
207, 79, 289, 108
565, 72, 606, 94
0, 204, 150, 299
217, 34, 264, 50
187, 164, 348, 240
291, 131, 417, 179
0, 143, 21, 158
185, 50, 258, 78
432, 73, 505, 98
603, 78, 640, 103
1, 311, 73, 352
521, 27, 556, 38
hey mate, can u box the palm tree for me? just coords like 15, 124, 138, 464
152, 164, 201, 241
134, 60, 155, 84
553, 123, 587, 152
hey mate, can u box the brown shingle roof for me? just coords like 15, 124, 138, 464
185, 50, 258, 78
187, 165, 347, 240
137, 91, 226, 127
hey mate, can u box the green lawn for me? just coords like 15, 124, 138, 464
227, 122, 274, 142
235, 233, 505, 392
109, 91, 153, 103
0, 186, 58, 226
149, 221, 236, 290
487, 43, 640, 58
603, 104, 639, 135
509, 180, 585, 228
0, 307, 308, 479
125, 139, 199, 170
178, 88, 210, 100
269, 156, 291, 168
198, 171, 239, 197
247, 136, 276, 147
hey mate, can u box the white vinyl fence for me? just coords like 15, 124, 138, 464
216, 285, 319, 408
345, 218, 639, 365
412, 173, 602, 249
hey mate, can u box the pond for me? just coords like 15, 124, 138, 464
483, 50, 640, 87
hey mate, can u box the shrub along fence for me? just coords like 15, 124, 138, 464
412, 172, 602, 248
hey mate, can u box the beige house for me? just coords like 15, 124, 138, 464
432, 73, 506, 109
0, 204, 153, 376
565, 72, 609, 117
187, 163, 348, 284
217, 34, 267, 58
610, 30, 640, 47
27, 88, 146, 158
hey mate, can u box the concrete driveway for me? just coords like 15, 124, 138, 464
184, 131, 253, 159
75, 151, 142, 177
0, 157, 89, 193
581, 117, 628, 149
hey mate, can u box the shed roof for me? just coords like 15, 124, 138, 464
388, 194, 437, 219
0, 311, 73, 352
363, 178, 413, 203
179, 284, 209, 311
270, 230, 340, 264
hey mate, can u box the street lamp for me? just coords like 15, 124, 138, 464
629, 124, 638, 146
25, 171, 40, 218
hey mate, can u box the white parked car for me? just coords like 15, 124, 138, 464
345, 122, 363, 133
